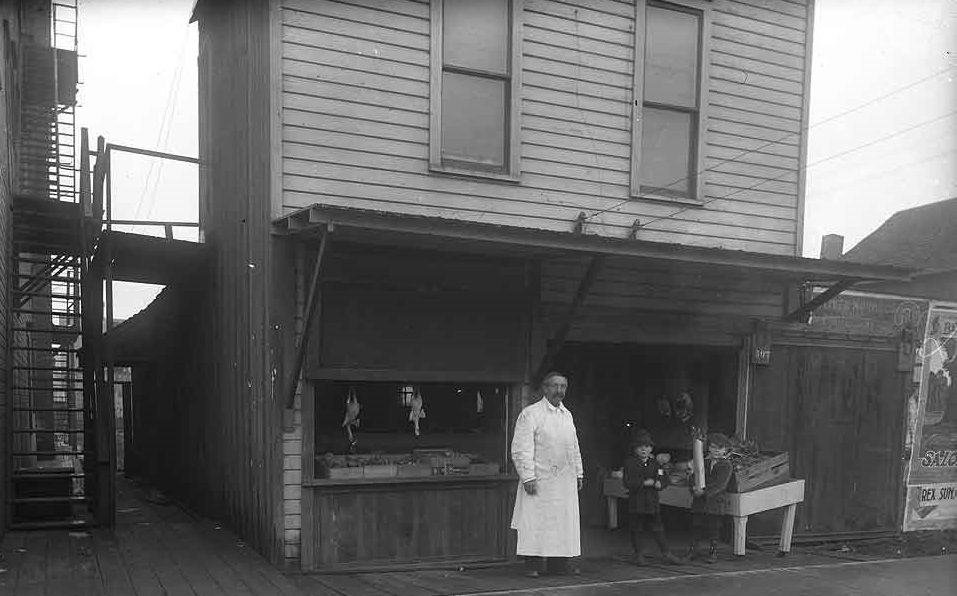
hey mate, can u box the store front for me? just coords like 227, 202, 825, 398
297, 241, 529, 569
275, 205, 913, 571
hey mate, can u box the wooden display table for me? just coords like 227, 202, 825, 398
602, 477, 804, 556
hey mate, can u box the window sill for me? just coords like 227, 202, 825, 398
304, 473, 518, 489
632, 192, 705, 207
429, 164, 521, 184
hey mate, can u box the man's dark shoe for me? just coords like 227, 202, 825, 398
524, 569, 541, 578
632, 553, 648, 566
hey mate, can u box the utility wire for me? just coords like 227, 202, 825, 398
131, 29, 191, 226
806, 147, 956, 201
585, 64, 956, 223
639, 109, 957, 231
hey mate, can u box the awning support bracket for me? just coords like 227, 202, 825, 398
534, 255, 604, 382
784, 278, 855, 322
285, 225, 332, 409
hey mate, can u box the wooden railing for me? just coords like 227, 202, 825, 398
83, 129, 200, 243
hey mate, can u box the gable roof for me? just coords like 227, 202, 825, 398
842, 197, 957, 272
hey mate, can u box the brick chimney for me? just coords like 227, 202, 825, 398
820, 234, 844, 260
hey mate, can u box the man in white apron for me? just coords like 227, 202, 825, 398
510, 372, 584, 577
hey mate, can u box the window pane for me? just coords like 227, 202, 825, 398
645, 5, 699, 108
441, 72, 506, 168
640, 107, 693, 196
443, 0, 509, 74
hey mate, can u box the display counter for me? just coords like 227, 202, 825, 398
302, 473, 517, 570
603, 477, 805, 556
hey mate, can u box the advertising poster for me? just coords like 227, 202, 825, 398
904, 304, 957, 531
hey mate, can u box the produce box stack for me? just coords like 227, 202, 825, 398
726, 437, 790, 493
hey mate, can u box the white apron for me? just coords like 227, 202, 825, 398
510, 398, 583, 557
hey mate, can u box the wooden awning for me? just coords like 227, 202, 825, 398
273, 204, 914, 286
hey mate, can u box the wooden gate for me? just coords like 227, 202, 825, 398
748, 336, 909, 535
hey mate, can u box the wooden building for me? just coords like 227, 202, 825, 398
114, 0, 916, 570
836, 198, 957, 533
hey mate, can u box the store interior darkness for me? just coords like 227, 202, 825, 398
554, 342, 739, 527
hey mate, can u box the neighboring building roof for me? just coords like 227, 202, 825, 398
842, 197, 957, 271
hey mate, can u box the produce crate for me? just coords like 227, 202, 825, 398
363, 464, 398, 478
327, 467, 364, 480
468, 463, 500, 476
396, 464, 433, 478
729, 451, 789, 493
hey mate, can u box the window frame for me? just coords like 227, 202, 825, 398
429, 0, 523, 182
631, 0, 711, 205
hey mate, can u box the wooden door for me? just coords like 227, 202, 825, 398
749, 339, 908, 535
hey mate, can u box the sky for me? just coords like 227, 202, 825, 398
74, 0, 956, 318
803, 0, 956, 257
77, 0, 198, 319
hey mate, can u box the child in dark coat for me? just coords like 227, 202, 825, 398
688, 432, 734, 563
622, 430, 680, 565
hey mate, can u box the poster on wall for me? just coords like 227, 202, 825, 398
904, 304, 957, 531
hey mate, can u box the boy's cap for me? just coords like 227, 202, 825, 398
631, 429, 654, 448
707, 432, 732, 449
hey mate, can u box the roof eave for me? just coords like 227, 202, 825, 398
273, 204, 915, 284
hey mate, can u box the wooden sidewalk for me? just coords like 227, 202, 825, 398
0, 479, 907, 596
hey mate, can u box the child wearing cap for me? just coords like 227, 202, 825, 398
622, 430, 680, 565
687, 432, 734, 563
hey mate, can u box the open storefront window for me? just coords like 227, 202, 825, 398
313, 381, 509, 480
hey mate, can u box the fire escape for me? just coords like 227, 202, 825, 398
8, 0, 92, 529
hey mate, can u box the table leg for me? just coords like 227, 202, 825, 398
607, 497, 618, 530
778, 503, 797, 554
732, 515, 748, 556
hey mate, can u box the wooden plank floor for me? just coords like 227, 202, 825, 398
0, 478, 915, 596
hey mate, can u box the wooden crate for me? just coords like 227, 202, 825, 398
729, 452, 790, 493
468, 463, 500, 476
363, 464, 398, 478
396, 464, 433, 478
327, 467, 364, 480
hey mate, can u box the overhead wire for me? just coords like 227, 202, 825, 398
142, 45, 188, 225
583, 64, 957, 224
638, 109, 957, 231
130, 27, 191, 228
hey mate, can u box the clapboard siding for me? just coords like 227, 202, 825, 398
282, 152, 795, 230
280, 0, 812, 255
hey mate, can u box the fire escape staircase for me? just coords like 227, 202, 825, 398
7, 0, 94, 530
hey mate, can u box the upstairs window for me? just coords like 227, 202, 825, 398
430, 0, 522, 179
632, 0, 710, 203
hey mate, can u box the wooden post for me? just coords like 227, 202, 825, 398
300, 376, 316, 570
736, 334, 753, 438
104, 241, 116, 528
92, 136, 105, 222
79, 128, 90, 217
93, 240, 116, 528
778, 503, 798, 555
732, 515, 748, 556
